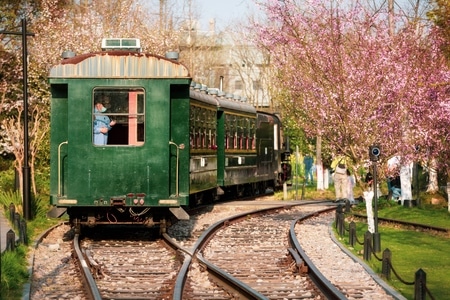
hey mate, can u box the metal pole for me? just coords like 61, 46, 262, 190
169, 141, 184, 197
0, 18, 34, 220
1, 20, 34, 220
22, 18, 31, 220
373, 162, 381, 252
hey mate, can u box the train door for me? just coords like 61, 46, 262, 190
49, 83, 69, 203
168, 84, 190, 202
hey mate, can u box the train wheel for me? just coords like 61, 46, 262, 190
73, 219, 81, 234
194, 193, 203, 205
258, 182, 266, 195
211, 188, 219, 202
236, 185, 245, 198
160, 219, 167, 235
248, 183, 257, 196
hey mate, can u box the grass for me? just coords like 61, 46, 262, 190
375, 204, 450, 229
0, 246, 29, 300
337, 202, 450, 300
0, 189, 61, 300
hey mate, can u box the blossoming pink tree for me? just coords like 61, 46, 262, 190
252, 0, 450, 190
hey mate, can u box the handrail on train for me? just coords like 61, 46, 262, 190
58, 141, 68, 196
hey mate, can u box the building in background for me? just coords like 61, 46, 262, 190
177, 18, 275, 112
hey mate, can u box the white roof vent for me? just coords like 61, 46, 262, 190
101, 38, 141, 52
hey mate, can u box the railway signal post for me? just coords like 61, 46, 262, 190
369, 145, 381, 252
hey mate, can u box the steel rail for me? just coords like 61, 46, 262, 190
288, 207, 348, 300
73, 233, 102, 300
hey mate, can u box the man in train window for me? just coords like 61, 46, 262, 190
93, 96, 116, 145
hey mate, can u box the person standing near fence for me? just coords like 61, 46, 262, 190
331, 151, 351, 202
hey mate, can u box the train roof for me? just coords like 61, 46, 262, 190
49, 51, 190, 78
190, 87, 256, 115
218, 96, 256, 114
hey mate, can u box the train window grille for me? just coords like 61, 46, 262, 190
250, 119, 256, 150
190, 106, 217, 150
195, 132, 200, 148
201, 129, 206, 148
190, 127, 195, 148
190, 108, 196, 148
93, 88, 144, 146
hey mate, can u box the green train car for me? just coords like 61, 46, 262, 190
48, 38, 290, 231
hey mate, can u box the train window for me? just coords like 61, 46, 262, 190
190, 107, 196, 148
196, 132, 200, 148
226, 133, 233, 150
93, 88, 145, 146
201, 129, 205, 148
238, 117, 245, 150
250, 119, 256, 150
190, 106, 217, 150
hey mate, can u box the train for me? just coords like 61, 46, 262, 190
48, 38, 291, 232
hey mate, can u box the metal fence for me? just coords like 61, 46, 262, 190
335, 204, 434, 300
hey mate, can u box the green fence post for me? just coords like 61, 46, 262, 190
363, 231, 372, 261
414, 268, 426, 300
382, 248, 391, 280
349, 221, 356, 247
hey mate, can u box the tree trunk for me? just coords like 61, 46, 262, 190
426, 159, 439, 193
316, 135, 324, 190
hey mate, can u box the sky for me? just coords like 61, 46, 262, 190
192, 0, 258, 31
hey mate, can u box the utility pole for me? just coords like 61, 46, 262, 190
1, 19, 34, 220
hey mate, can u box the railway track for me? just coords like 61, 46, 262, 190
80, 235, 178, 299
28, 199, 408, 299
191, 203, 331, 299
173, 201, 402, 299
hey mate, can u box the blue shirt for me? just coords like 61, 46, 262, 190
93, 108, 112, 145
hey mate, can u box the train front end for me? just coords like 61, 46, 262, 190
48, 39, 191, 231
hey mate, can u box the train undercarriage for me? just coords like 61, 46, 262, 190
61, 179, 278, 234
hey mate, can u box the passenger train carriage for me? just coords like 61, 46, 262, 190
48, 38, 291, 232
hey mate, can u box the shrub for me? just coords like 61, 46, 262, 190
0, 246, 29, 299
